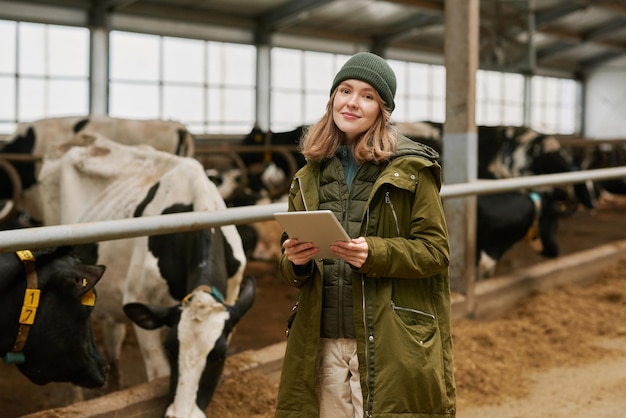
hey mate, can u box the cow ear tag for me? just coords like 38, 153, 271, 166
81, 289, 96, 306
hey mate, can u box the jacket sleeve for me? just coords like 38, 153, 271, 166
279, 233, 314, 288
358, 166, 450, 279
278, 180, 315, 288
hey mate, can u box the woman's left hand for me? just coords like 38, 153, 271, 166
331, 237, 368, 268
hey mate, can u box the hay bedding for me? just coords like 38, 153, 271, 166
207, 256, 626, 417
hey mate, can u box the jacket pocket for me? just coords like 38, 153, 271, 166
391, 300, 437, 345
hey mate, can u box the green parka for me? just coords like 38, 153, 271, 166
275, 136, 456, 418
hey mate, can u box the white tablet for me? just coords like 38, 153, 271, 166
273, 210, 351, 259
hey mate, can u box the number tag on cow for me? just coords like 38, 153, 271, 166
23, 288, 40, 307
19, 289, 40, 325
81, 289, 96, 306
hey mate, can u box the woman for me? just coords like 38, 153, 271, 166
275, 52, 456, 418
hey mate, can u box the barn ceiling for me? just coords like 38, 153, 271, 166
5, 0, 626, 78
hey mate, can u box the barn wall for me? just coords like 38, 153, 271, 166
584, 56, 626, 139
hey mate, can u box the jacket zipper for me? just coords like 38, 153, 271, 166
363, 191, 411, 415
295, 176, 309, 211
359, 206, 371, 415
336, 163, 346, 338
361, 274, 372, 418
391, 300, 436, 319
384, 190, 400, 236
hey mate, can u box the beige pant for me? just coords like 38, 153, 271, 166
315, 338, 364, 418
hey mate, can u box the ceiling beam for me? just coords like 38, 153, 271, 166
535, 20, 626, 61
535, 1, 588, 26
594, 0, 626, 15
258, 0, 333, 30
584, 17, 626, 41
106, 0, 138, 11
0, 0, 87, 25
581, 50, 626, 69
256, 0, 333, 44
384, 0, 443, 12
110, 2, 253, 28
371, 13, 443, 52
537, 40, 577, 60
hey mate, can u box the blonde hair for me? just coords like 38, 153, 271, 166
299, 90, 398, 164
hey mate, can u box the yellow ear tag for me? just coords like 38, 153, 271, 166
81, 289, 96, 306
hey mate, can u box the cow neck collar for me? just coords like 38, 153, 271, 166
3, 250, 40, 365
524, 192, 542, 241
182, 284, 225, 306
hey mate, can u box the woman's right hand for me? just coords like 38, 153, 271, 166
283, 238, 319, 265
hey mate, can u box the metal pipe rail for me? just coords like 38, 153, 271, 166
0, 166, 625, 253
440, 166, 626, 198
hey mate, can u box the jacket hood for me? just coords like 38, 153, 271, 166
392, 135, 440, 162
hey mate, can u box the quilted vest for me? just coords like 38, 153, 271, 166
317, 154, 383, 338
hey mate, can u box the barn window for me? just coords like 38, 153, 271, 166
0, 20, 89, 134
530, 76, 578, 135
271, 48, 346, 132
270, 49, 449, 131
476, 70, 524, 127
392, 60, 446, 124
0, 22, 582, 139
109, 31, 256, 135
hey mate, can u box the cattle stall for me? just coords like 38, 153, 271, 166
2, 149, 626, 417
16, 238, 626, 418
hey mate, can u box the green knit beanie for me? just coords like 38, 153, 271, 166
330, 52, 397, 112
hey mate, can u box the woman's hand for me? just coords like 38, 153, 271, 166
283, 238, 319, 265
331, 237, 368, 268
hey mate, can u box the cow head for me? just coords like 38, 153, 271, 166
0, 246, 108, 387
123, 275, 256, 418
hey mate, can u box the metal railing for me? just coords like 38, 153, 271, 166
0, 166, 625, 253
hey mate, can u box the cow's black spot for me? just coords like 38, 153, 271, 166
73, 118, 90, 133
148, 203, 227, 301
222, 232, 240, 279
176, 129, 186, 155
134, 182, 160, 217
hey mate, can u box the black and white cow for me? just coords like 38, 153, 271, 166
0, 246, 107, 387
0, 116, 195, 222
220, 125, 306, 204
29, 132, 254, 417
7, 115, 195, 157
572, 140, 626, 197
479, 125, 595, 210
240, 125, 306, 170
124, 275, 255, 417
398, 122, 596, 210
476, 189, 576, 278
